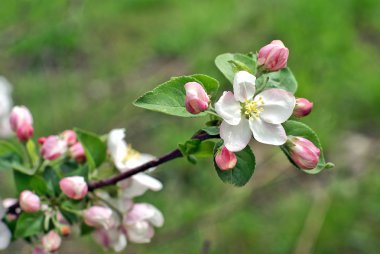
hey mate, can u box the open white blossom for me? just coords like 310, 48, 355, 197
107, 129, 163, 198
0, 198, 12, 250
215, 71, 295, 152
0, 76, 13, 138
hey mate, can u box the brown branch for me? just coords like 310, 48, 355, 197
88, 131, 218, 191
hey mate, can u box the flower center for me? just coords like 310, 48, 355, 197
243, 96, 264, 118
124, 145, 141, 162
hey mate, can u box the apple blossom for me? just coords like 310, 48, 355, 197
215, 146, 237, 170
215, 71, 295, 152
93, 228, 127, 252
293, 98, 313, 117
61, 130, 77, 146
70, 142, 86, 163
0, 198, 11, 250
84, 206, 115, 229
9, 106, 34, 141
285, 136, 320, 169
40, 135, 67, 160
41, 231, 62, 253
19, 190, 41, 213
184, 82, 210, 114
124, 203, 164, 244
258, 40, 289, 71
59, 176, 88, 200
108, 129, 163, 198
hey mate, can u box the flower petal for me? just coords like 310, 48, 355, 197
249, 117, 287, 145
0, 222, 11, 250
220, 119, 252, 152
107, 129, 128, 169
255, 88, 295, 124
125, 153, 156, 172
127, 221, 154, 244
215, 91, 241, 125
121, 173, 163, 198
233, 71, 256, 102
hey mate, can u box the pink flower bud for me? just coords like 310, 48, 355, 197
59, 176, 88, 200
9, 106, 33, 131
61, 130, 77, 146
293, 98, 313, 117
40, 135, 67, 160
69, 142, 86, 163
83, 206, 114, 229
16, 123, 34, 142
286, 136, 320, 170
19, 190, 41, 213
215, 146, 237, 170
258, 40, 289, 71
184, 82, 209, 114
37, 137, 47, 145
41, 231, 62, 253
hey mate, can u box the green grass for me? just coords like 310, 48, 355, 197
1, 0, 380, 253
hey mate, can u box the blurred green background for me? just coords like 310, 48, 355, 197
1, 0, 380, 253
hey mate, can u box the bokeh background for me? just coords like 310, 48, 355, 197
1, 0, 380, 253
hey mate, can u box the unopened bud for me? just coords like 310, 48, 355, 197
19, 190, 41, 213
293, 98, 313, 117
83, 206, 114, 229
258, 40, 289, 71
69, 142, 86, 163
285, 136, 320, 170
59, 176, 88, 200
61, 130, 77, 146
215, 146, 237, 170
9, 106, 34, 142
41, 231, 61, 253
40, 135, 67, 160
184, 82, 209, 114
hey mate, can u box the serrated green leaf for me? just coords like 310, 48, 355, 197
133, 75, 219, 117
280, 120, 333, 174
214, 141, 256, 186
75, 129, 106, 170
257, 68, 297, 94
215, 53, 257, 84
15, 212, 45, 238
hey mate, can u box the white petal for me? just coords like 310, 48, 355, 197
256, 88, 295, 124
0, 222, 11, 250
215, 91, 242, 125
249, 117, 287, 145
127, 221, 154, 244
125, 154, 156, 172
121, 174, 162, 198
108, 129, 128, 169
132, 173, 163, 191
126, 203, 164, 227
220, 119, 252, 152
233, 71, 256, 102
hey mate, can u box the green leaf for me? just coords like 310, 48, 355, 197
202, 126, 220, 136
0, 141, 23, 171
214, 141, 256, 186
13, 171, 48, 195
43, 166, 61, 196
179, 140, 201, 156
215, 53, 257, 84
15, 212, 45, 238
133, 75, 219, 117
26, 140, 40, 167
256, 68, 297, 94
75, 129, 106, 170
280, 120, 334, 174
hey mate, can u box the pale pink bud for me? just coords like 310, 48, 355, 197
286, 136, 320, 170
19, 190, 41, 213
59, 176, 88, 200
61, 130, 77, 146
293, 98, 313, 117
258, 40, 289, 71
69, 142, 86, 163
9, 106, 33, 131
41, 231, 62, 253
215, 146, 237, 170
184, 82, 209, 114
83, 206, 114, 229
40, 135, 67, 160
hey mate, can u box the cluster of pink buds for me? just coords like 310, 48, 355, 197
184, 82, 210, 114
9, 106, 34, 142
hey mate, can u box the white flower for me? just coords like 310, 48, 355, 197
0, 198, 12, 250
0, 76, 13, 138
107, 129, 163, 198
215, 71, 295, 152
93, 227, 127, 252
124, 203, 164, 244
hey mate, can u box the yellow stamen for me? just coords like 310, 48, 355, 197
123, 145, 141, 162
243, 96, 265, 118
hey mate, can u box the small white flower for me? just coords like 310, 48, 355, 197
0, 198, 12, 250
215, 71, 296, 152
107, 129, 163, 198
